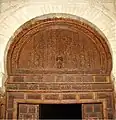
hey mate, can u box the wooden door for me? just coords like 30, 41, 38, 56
82, 103, 103, 119
18, 103, 39, 120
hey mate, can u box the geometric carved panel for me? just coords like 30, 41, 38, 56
18, 104, 39, 120
19, 29, 100, 70
82, 103, 103, 119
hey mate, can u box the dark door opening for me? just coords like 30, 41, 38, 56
39, 104, 82, 119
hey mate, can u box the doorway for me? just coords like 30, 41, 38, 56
39, 104, 82, 119
6, 17, 114, 119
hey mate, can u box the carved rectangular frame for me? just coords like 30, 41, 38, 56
13, 99, 107, 119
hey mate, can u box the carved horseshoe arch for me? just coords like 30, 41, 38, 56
7, 18, 112, 75
5, 16, 114, 119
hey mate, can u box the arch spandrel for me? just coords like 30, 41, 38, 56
7, 18, 112, 75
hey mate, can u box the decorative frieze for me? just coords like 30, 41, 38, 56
6, 83, 113, 91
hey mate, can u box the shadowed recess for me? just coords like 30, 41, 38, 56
39, 104, 82, 119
